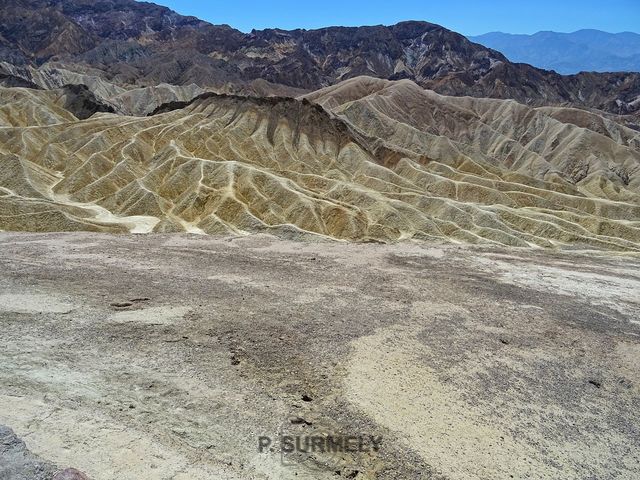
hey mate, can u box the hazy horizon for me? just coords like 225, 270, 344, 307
154, 0, 640, 36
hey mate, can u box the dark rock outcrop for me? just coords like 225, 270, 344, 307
0, 425, 57, 480
56, 83, 115, 119
0, 425, 91, 480
0, 72, 41, 89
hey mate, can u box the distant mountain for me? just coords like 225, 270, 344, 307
1, 1, 640, 116
469, 30, 640, 74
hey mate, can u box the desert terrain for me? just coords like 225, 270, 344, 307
0, 232, 639, 479
1, 1, 640, 478
2, 77, 640, 250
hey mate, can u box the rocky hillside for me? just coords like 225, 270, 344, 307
2, 78, 639, 250
1, 0, 640, 115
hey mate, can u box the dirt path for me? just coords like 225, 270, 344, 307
0, 233, 639, 479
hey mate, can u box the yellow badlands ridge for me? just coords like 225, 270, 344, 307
1, 76, 639, 250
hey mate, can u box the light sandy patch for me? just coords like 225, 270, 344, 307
108, 306, 191, 325
0, 395, 240, 480
0, 293, 74, 314
50, 193, 160, 234
345, 324, 543, 479
471, 255, 640, 318
345, 313, 638, 479
207, 273, 263, 285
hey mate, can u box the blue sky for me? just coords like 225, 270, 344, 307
155, 0, 639, 35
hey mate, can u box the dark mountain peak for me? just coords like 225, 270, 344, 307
58, 0, 207, 40
390, 20, 441, 36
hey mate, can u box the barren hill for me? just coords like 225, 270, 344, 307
1, 77, 639, 250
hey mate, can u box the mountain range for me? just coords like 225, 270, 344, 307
2, 0, 640, 116
0, 0, 639, 250
470, 30, 640, 75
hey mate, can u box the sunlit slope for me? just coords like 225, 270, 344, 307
305, 77, 640, 248
1, 81, 639, 250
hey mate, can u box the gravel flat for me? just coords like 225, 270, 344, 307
0, 232, 639, 479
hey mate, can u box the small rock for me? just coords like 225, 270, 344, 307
290, 417, 313, 426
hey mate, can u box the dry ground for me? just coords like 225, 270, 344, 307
0, 233, 639, 479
